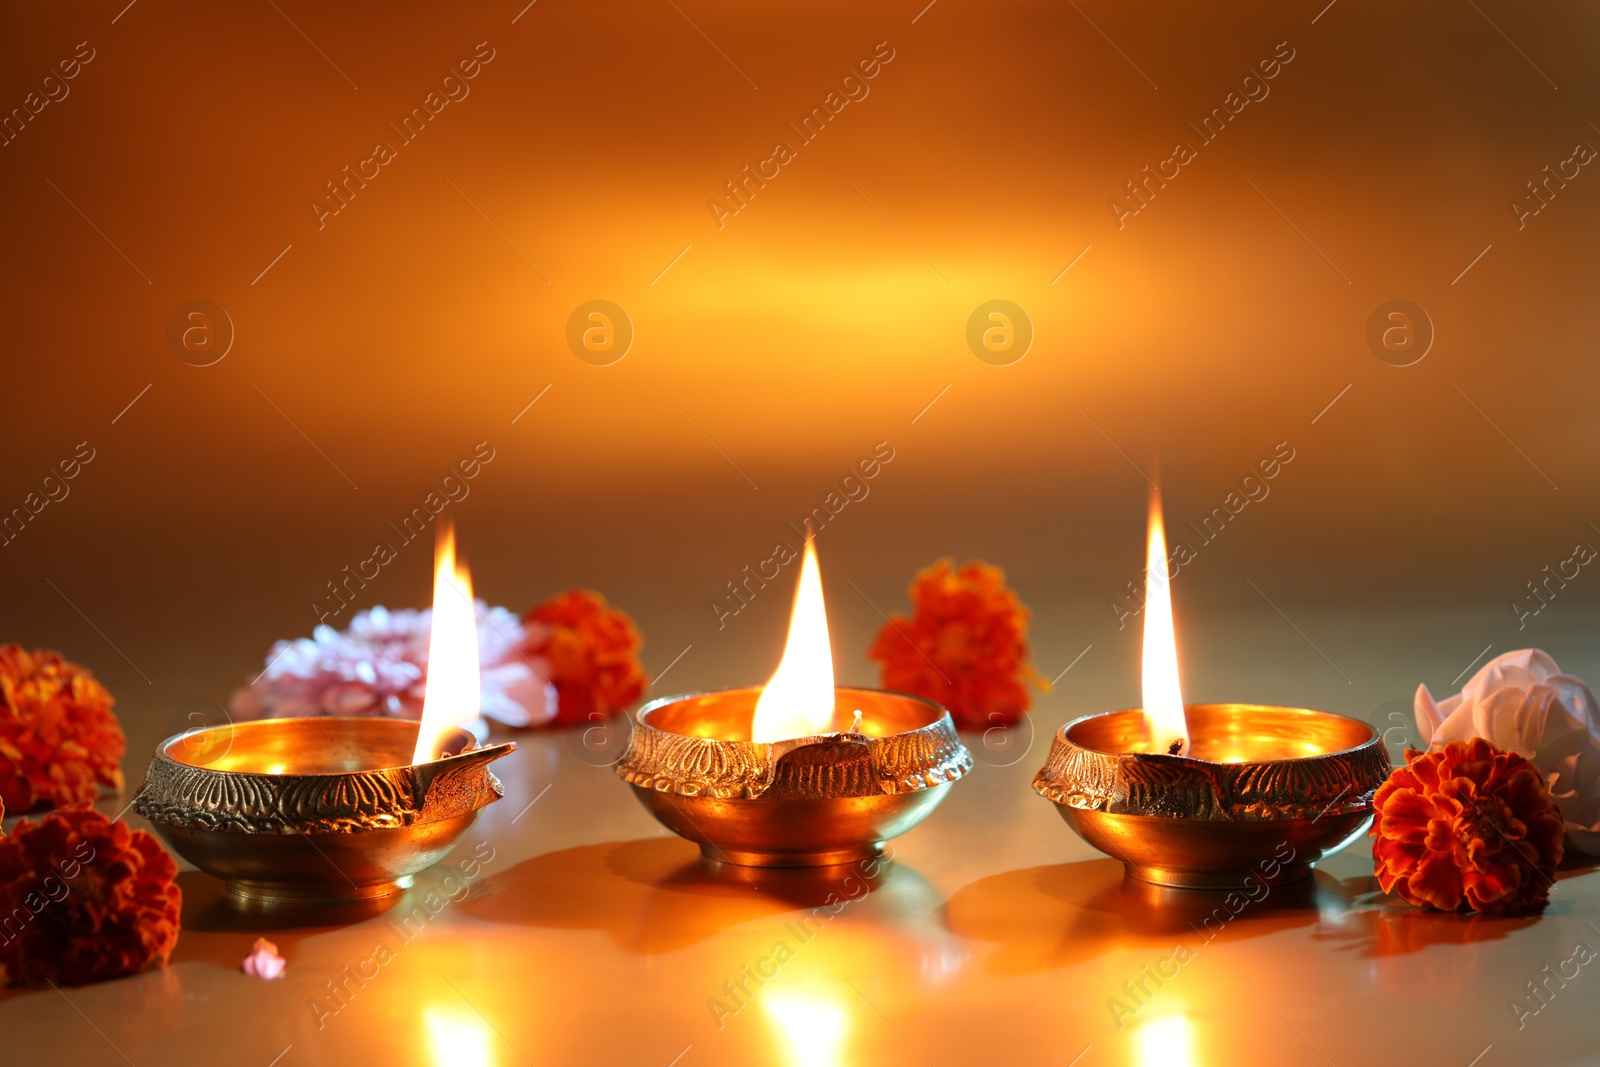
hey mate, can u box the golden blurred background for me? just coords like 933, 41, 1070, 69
2, 0, 1599, 760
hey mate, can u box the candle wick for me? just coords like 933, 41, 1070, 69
849, 710, 863, 734
1166, 739, 1183, 756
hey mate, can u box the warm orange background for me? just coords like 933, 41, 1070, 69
2, 0, 1598, 757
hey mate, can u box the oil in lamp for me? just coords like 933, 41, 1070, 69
1032, 494, 1390, 888
135, 523, 516, 905
616, 539, 972, 867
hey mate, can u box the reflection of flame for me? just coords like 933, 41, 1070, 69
412, 522, 481, 764
751, 539, 835, 743
423, 1004, 492, 1067
762, 987, 849, 1067
1135, 1013, 1195, 1067
1142, 492, 1189, 755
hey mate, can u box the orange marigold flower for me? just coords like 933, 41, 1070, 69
0, 645, 125, 813
1371, 738, 1564, 914
867, 558, 1043, 730
523, 591, 648, 727
0, 806, 182, 986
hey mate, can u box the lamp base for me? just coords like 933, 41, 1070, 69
697, 843, 886, 869
630, 785, 949, 869
225, 875, 415, 905
1120, 861, 1314, 890
1056, 805, 1373, 892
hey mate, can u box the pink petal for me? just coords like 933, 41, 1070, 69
242, 938, 287, 979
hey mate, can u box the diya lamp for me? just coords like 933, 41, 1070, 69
135, 524, 516, 905
1032, 494, 1390, 889
616, 540, 972, 867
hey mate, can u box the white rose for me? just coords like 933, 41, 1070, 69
1416, 648, 1600, 854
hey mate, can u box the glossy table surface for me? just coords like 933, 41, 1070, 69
6, 0, 1600, 1057
6, 603, 1600, 1067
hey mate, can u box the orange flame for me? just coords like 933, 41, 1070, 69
411, 522, 480, 764
1141, 492, 1189, 755
751, 539, 836, 743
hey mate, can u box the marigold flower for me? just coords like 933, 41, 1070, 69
0, 645, 125, 813
523, 591, 648, 727
0, 806, 181, 986
867, 558, 1043, 730
1415, 648, 1600, 854
1371, 738, 1564, 914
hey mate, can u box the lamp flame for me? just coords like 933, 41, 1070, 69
411, 522, 480, 764
751, 539, 836, 743
1141, 492, 1189, 755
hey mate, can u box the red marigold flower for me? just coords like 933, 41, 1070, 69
0, 646, 125, 813
523, 591, 648, 727
0, 806, 182, 986
867, 558, 1043, 730
1371, 738, 1564, 914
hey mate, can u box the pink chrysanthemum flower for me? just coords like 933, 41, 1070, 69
230, 604, 557, 735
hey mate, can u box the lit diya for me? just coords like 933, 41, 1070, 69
616, 540, 972, 867
135, 524, 515, 905
1032, 494, 1390, 889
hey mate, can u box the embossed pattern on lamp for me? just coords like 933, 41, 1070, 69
1032, 494, 1390, 889
616, 540, 972, 867
133, 525, 516, 905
